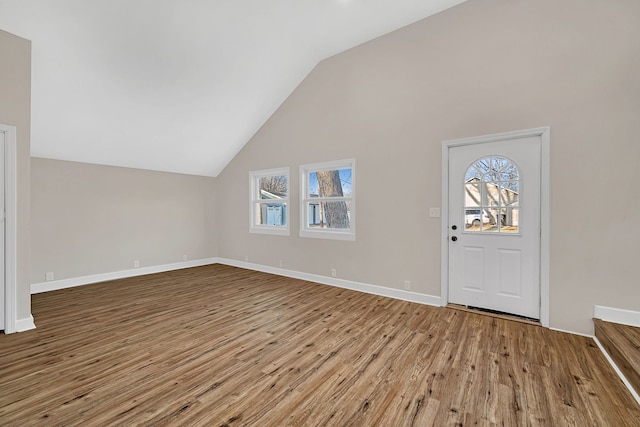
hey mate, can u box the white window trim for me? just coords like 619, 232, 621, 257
300, 159, 355, 241
249, 167, 290, 236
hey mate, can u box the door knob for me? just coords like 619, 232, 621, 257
451, 236, 458, 241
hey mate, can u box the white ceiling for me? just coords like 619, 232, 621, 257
0, 0, 466, 177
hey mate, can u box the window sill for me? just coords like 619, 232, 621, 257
250, 226, 290, 236
299, 229, 355, 241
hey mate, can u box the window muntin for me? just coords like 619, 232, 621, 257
300, 159, 355, 240
250, 167, 289, 235
464, 156, 520, 234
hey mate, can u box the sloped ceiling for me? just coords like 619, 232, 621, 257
0, 0, 466, 176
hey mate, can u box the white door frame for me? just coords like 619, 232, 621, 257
441, 127, 550, 327
0, 124, 18, 334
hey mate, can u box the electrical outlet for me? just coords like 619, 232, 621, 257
45, 272, 55, 282
134, 260, 140, 268
183, 254, 188, 261
279, 259, 284, 267
244, 255, 249, 262
331, 268, 337, 278
404, 280, 411, 290
429, 208, 440, 218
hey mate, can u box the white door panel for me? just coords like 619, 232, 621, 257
448, 135, 541, 319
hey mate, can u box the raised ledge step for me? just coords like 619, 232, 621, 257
594, 318, 640, 397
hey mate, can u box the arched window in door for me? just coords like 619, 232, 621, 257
464, 156, 520, 233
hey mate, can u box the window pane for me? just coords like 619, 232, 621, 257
308, 168, 352, 198
259, 175, 287, 199
464, 183, 481, 207
254, 202, 287, 226
500, 208, 519, 233
482, 181, 498, 207
464, 208, 493, 230
499, 182, 519, 206
307, 201, 351, 229
485, 208, 500, 232
474, 158, 491, 176
465, 165, 482, 181
250, 168, 290, 235
464, 156, 520, 234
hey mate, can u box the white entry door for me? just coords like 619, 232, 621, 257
447, 134, 541, 319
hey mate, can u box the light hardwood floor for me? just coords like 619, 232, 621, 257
1, 264, 638, 426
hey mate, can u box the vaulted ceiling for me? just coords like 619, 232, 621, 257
0, 0, 466, 176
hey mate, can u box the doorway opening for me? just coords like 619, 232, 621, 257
441, 127, 550, 327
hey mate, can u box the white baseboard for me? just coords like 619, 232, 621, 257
31, 258, 219, 294
217, 258, 443, 307
594, 305, 640, 328
549, 327, 593, 338
224, 259, 600, 338
15, 315, 36, 332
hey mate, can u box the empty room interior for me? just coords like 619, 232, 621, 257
1, 0, 639, 425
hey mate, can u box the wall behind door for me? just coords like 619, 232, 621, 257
216, 0, 640, 335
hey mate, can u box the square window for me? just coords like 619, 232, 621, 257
300, 159, 355, 240
249, 167, 289, 236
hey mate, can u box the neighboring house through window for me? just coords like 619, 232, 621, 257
250, 167, 289, 236
300, 159, 355, 241
464, 156, 520, 233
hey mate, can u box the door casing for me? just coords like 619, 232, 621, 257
0, 124, 18, 334
441, 127, 550, 327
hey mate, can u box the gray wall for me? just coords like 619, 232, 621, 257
0, 29, 31, 324
31, 158, 217, 282
216, 0, 640, 335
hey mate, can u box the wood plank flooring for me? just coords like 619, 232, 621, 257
1, 264, 638, 426
594, 318, 640, 396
